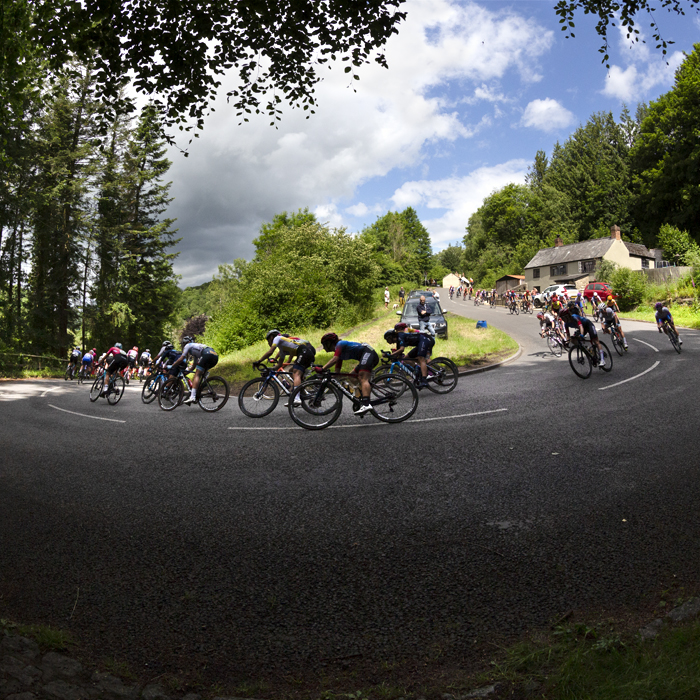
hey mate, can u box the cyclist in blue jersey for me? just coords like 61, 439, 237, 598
384, 323, 435, 388
316, 332, 378, 415
560, 302, 605, 365
655, 302, 682, 344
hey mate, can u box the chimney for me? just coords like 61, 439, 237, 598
554, 236, 563, 247
610, 225, 621, 241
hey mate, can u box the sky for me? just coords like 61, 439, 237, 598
165, 0, 700, 287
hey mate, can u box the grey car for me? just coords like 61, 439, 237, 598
396, 297, 448, 339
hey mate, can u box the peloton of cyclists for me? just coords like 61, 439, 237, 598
315, 332, 379, 415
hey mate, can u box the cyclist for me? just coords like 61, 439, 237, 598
101, 343, 129, 396
601, 297, 628, 349
68, 346, 82, 377
169, 336, 220, 404
655, 302, 682, 344
138, 348, 151, 378
315, 332, 378, 415
384, 323, 435, 388
126, 346, 139, 379
560, 302, 605, 366
449, 286, 454, 300
153, 340, 181, 372
537, 311, 556, 338
81, 348, 95, 377
257, 330, 316, 405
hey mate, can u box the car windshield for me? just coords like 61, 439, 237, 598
402, 299, 444, 319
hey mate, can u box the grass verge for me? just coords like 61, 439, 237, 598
0, 618, 75, 651
213, 306, 517, 386
618, 303, 700, 329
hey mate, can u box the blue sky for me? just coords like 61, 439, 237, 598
166, 0, 700, 286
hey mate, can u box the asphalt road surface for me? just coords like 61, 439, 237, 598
1, 299, 699, 688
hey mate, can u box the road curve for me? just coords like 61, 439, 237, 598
1, 304, 699, 687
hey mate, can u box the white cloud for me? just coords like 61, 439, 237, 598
391, 159, 530, 248
601, 25, 685, 101
166, 0, 554, 284
520, 98, 575, 132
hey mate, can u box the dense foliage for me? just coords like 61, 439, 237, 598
0, 61, 179, 358
462, 44, 700, 290
203, 212, 380, 354
3, 0, 406, 141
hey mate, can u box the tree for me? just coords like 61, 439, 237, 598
554, 0, 697, 69
630, 44, 700, 243
438, 245, 463, 272
656, 224, 700, 265
24, 0, 407, 134
525, 150, 548, 189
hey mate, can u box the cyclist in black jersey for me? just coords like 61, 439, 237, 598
384, 323, 435, 388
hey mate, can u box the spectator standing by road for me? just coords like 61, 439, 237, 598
417, 295, 436, 336
384, 287, 390, 310
399, 286, 405, 307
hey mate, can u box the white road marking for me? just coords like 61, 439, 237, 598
227, 408, 508, 431
598, 361, 661, 391
48, 404, 126, 423
633, 338, 659, 352
40, 387, 59, 397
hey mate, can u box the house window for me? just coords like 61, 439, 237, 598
578, 259, 596, 273
642, 259, 650, 269
550, 264, 567, 276
533, 268, 540, 279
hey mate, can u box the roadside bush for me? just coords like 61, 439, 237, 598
595, 259, 618, 283
610, 267, 646, 311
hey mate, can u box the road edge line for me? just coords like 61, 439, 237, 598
48, 404, 126, 423
598, 361, 661, 391
457, 345, 523, 377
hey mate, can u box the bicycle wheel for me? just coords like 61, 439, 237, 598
370, 374, 418, 423
288, 379, 342, 430
669, 329, 681, 354
373, 369, 409, 397
568, 344, 592, 379
89, 377, 104, 402
547, 334, 562, 357
198, 375, 230, 412
158, 377, 184, 411
425, 357, 458, 394
611, 331, 624, 356
141, 375, 162, 404
238, 377, 279, 417
107, 376, 125, 404
598, 341, 613, 372
514, 304, 519, 315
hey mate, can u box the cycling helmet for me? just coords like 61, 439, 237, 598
115, 342, 122, 349
655, 301, 663, 311
132, 346, 138, 351
384, 329, 398, 344
265, 329, 281, 343
394, 322, 408, 331
91, 348, 96, 353
182, 335, 193, 345
536, 312, 544, 320
607, 295, 613, 301
567, 301, 577, 310
321, 332, 339, 348
145, 349, 150, 353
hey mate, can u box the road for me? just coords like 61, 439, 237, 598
1, 300, 699, 690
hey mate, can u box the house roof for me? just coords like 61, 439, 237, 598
624, 241, 654, 258
525, 239, 614, 269
496, 274, 525, 281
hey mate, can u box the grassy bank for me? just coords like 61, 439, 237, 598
618, 302, 700, 329
213, 306, 517, 385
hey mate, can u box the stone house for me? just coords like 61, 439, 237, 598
523, 226, 657, 291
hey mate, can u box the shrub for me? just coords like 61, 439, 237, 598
610, 267, 646, 310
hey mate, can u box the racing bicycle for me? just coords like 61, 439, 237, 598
376, 351, 458, 394
287, 370, 418, 430
158, 368, 230, 412
661, 319, 681, 354
568, 333, 613, 379
238, 362, 298, 417
89, 369, 125, 405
